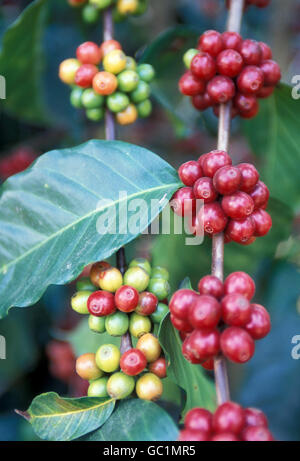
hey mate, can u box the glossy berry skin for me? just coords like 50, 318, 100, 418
179, 430, 208, 442
221, 191, 254, 219
93, 71, 118, 95
197, 202, 228, 235
191, 52, 216, 81
213, 402, 245, 435
170, 187, 195, 217
149, 357, 167, 378
221, 293, 252, 326
222, 31, 243, 50
100, 39, 122, 57
179, 72, 205, 96
117, 70, 140, 92
120, 348, 147, 376
259, 42, 272, 60
151, 266, 169, 280
76, 41, 101, 65
244, 408, 268, 428
234, 93, 258, 115
225, 216, 255, 244
198, 275, 224, 299
136, 292, 158, 316
147, 278, 170, 301
216, 49, 243, 77
129, 313, 151, 338
171, 314, 193, 333
115, 285, 139, 312
182, 336, 203, 364
239, 39, 262, 65
193, 177, 218, 203
178, 161, 203, 187
249, 181, 269, 209
186, 329, 220, 361
237, 163, 259, 193
188, 295, 221, 330
87, 291, 116, 317
207, 76, 235, 104
107, 372, 135, 400
136, 333, 161, 363
210, 433, 240, 441
71, 290, 92, 314
107, 92, 130, 113
260, 60, 281, 86
76, 353, 103, 381
202, 150, 232, 178
192, 92, 213, 111
99, 267, 123, 292
90, 261, 111, 286
224, 271, 255, 300
251, 209, 272, 236
95, 344, 120, 373
198, 30, 224, 57
242, 426, 274, 441
257, 85, 275, 98
220, 326, 255, 363
131, 81, 150, 104
82, 89, 104, 109
185, 408, 212, 435
103, 49, 127, 74
245, 304, 271, 340
116, 104, 138, 125
75, 64, 98, 88
237, 66, 264, 94
213, 166, 242, 195
136, 373, 163, 401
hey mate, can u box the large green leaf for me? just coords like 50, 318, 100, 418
81, 399, 179, 441
0, 140, 180, 318
0, 0, 49, 124
243, 84, 300, 212
21, 392, 115, 441
159, 315, 216, 415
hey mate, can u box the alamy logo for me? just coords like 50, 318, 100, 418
0, 335, 6, 360
0, 75, 6, 100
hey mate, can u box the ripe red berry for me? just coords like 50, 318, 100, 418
115, 285, 139, 312
198, 30, 224, 57
197, 202, 228, 235
87, 291, 116, 316
136, 292, 158, 316
242, 426, 274, 441
148, 357, 167, 379
256, 85, 275, 98
187, 329, 220, 361
76, 41, 101, 65
238, 100, 259, 119
202, 150, 232, 177
198, 152, 210, 169
191, 52, 216, 81
225, 216, 255, 244
222, 31, 243, 51
237, 163, 259, 193
210, 432, 240, 441
217, 49, 243, 77
234, 93, 258, 115
207, 76, 235, 104
212, 401, 245, 434
260, 60, 281, 86
249, 181, 269, 209
169, 289, 198, 320
120, 348, 147, 376
192, 92, 213, 111
220, 326, 255, 363
213, 166, 242, 195
221, 191, 254, 219
237, 66, 264, 94
171, 314, 193, 333
188, 295, 222, 330
198, 275, 224, 299
259, 42, 272, 60
179, 72, 205, 96
185, 408, 213, 435
201, 358, 215, 370
251, 209, 272, 236
193, 177, 218, 203
182, 336, 203, 364
245, 303, 271, 340
170, 187, 195, 217
221, 293, 252, 326
179, 161, 203, 186
75, 64, 99, 88
224, 271, 255, 300
244, 408, 268, 428
239, 39, 262, 65
179, 429, 209, 441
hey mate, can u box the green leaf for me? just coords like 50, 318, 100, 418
22, 392, 115, 441
81, 399, 179, 441
159, 315, 216, 415
243, 84, 300, 212
0, 0, 49, 124
0, 140, 180, 318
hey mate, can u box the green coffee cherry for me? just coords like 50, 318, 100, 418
86, 108, 105, 121
82, 5, 100, 24
151, 266, 169, 281
125, 57, 137, 71
129, 312, 151, 338
76, 277, 96, 292
90, 0, 112, 8
82, 89, 104, 109
96, 344, 120, 373
105, 311, 129, 336
137, 64, 155, 83
128, 258, 152, 275
107, 92, 130, 113
123, 267, 150, 292
88, 377, 109, 398
183, 48, 199, 69
70, 87, 84, 109
131, 81, 150, 104
137, 99, 152, 118
148, 278, 170, 301
107, 372, 135, 399
89, 315, 106, 334
117, 70, 140, 93
150, 302, 169, 324
71, 290, 92, 314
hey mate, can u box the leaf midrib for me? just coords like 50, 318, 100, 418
30, 398, 115, 420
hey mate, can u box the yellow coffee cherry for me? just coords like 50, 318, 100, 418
99, 267, 123, 292
75, 353, 103, 381
136, 333, 161, 363
103, 49, 127, 75
116, 103, 138, 125
59, 58, 81, 85
136, 373, 163, 401
117, 0, 139, 15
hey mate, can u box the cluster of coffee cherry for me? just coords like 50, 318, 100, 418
170, 271, 270, 366
179, 30, 281, 119
171, 150, 272, 245
59, 40, 155, 125
179, 402, 274, 441
71, 258, 169, 400
226, 0, 271, 9
68, 0, 148, 24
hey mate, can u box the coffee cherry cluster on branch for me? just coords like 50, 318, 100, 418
170, 271, 270, 366
59, 40, 155, 125
180, 30, 281, 119
171, 150, 272, 245
68, 0, 148, 24
179, 402, 274, 441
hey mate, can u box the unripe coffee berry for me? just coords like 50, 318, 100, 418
136, 373, 163, 401
103, 49, 127, 74
151, 266, 169, 280
137, 64, 155, 83
95, 343, 120, 373
107, 372, 135, 399
136, 333, 161, 363
129, 257, 152, 275
116, 104, 138, 125
76, 353, 103, 381
90, 261, 111, 286
150, 302, 169, 324
105, 311, 129, 336
87, 377, 109, 398
129, 312, 151, 338
88, 314, 106, 333
71, 290, 92, 314
123, 266, 150, 292
99, 267, 123, 293
59, 59, 80, 85
147, 278, 170, 301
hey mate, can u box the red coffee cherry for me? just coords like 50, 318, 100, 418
169, 289, 198, 320
202, 150, 232, 177
115, 285, 139, 312
210, 432, 240, 441
222, 31, 243, 51
187, 329, 220, 361
170, 187, 195, 217
251, 209, 272, 236
87, 291, 116, 316
198, 30, 224, 56
179, 71, 205, 96
120, 348, 147, 376
237, 66, 264, 94
201, 358, 215, 370
76, 41, 101, 65
257, 85, 275, 98
242, 426, 274, 441
249, 180, 269, 209
238, 100, 259, 119
207, 75, 235, 104
197, 202, 228, 235
182, 336, 203, 364
234, 93, 259, 117
217, 49, 243, 77
179, 161, 203, 186
192, 92, 213, 111
237, 163, 259, 193
260, 60, 281, 86
185, 408, 213, 435
179, 429, 209, 441
212, 401, 245, 434
245, 303, 271, 340
221, 191, 254, 219
191, 52, 217, 81
239, 39, 262, 65
193, 177, 218, 203
213, 165, 242, 195
259, 42, 272, 60
221, 293, 252, 326
198, 275, 224, 299
244, 408, 268, 428
149, 357, 167, 378
188, 295, 222, 330
225, 216, 255, 244
136, 292, 158, 316
171, 314, 193, 333
224, 271, 255, 300
220, 326, 255, 363
75, 64, 99, 88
